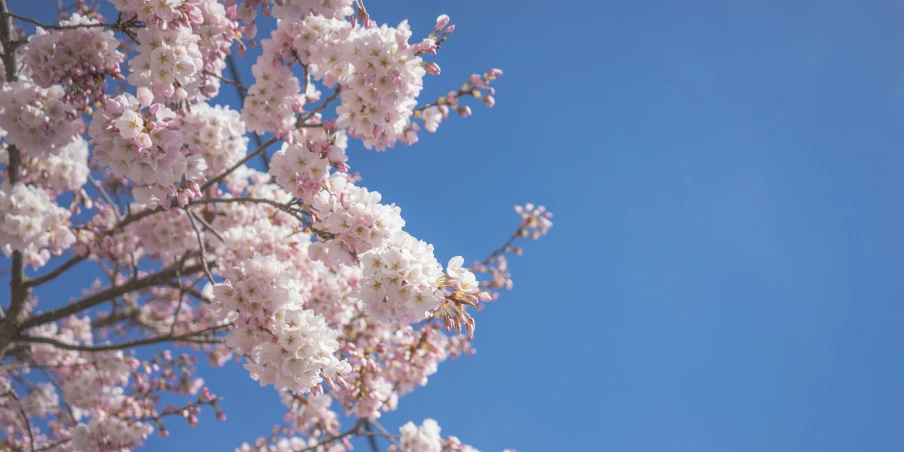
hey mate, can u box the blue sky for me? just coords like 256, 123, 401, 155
8, 0, 904, 450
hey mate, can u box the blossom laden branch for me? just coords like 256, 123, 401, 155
0, 2, 549, 450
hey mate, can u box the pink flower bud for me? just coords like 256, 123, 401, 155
424, 61, 441, 75
483, 96, 495, 108
435, 14, 450, 32
137, 87, 154, 107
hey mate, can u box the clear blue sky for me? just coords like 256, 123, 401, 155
9, 0, 904, 450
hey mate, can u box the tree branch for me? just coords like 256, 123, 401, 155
0, 0, 30, 357
18, 324, 229, 352
20, 261, 209, 329
224, 53, 269, 169
203, 70, 246, 93
299, 419, 364, 452
301, 87, 341, 124
23, 255, 86, 288
363, 422, 379, 452
201, 136, 280, 190
186, 210, 215, 285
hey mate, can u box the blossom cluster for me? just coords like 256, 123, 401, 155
213, 254, 352, 393
294, 15, 428, 150
358, 232, 446, 324
125, 206, 199, 261
23, 13, 125, 106
515, 203, 554, 240
0, 81, 81, 156
88, 89, 205, 207
181, 103, 248, 175
268, 126, 349, 203
271, 0, 354, 21
307, 173, 404, 265
396, 418, 480, 452
72, 414, 156, 452
242, 22, 304, 136
127, 25, 204, 103
2, 136, 89, 192
280, 391, 340, 438
0, 182, 75, 268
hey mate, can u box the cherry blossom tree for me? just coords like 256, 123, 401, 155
0, 0, 552, 450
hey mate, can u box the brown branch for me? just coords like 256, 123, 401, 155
203, 70, 247, 93
201, 136, 280, 190
18, 324, 229, 352
483, 228, 522, 265
366, 419, 400, 446
20, 261, 208, 329
301, 87, 341, 123
224, 53, 269, 169
192, 196, 289, 210
0, 0, 29, 359
188, 209, 225, 243
363, 422, 379, 452
163, 281, 210, 304
23, 255, 86, 288
186, 210, 215, 285
300, 419, 365, 452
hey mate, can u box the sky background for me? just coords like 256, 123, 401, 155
8, 0, 904, 450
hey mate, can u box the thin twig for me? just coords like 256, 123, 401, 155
225, 53, 269, 168
169, 269, 187, 336
24, 255, 85, 288
6, 391, 34, 451
37, 368, 76, 422
203, 70, 247, 93
299, 419, 364, 452
188, 209, 225, 243
483, 227, 525, 265
368, 418, 401, 446
6, 11, 136, 31
186, 210, 216, 285
87, 176, 138, 279
302, 87, 341, 123
363, 422, 379, 452
163, 281, 210, 304
201, 136, 280, 190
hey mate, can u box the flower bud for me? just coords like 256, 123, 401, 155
424, 62, 441, 75
435, 14, 450, 32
